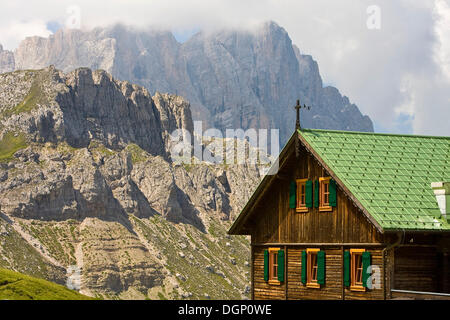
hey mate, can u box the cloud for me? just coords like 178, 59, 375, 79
385, 0, 450, 136
0, 0, 448, 135
0, 20, 52, 50
434, 0, 450, 82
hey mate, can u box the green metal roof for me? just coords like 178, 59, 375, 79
298, 129, 450, 231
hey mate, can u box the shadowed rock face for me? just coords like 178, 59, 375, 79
0, 67, 194, 156
2, 21, 373, 146
0, 67, 260, 299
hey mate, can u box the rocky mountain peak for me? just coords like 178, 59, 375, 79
1, 21, 373, 146
0, 66, 195, 159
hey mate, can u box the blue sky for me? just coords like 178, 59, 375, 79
46, 21, 62, 33
172, 28, 200, 43
0, 0, 449, 136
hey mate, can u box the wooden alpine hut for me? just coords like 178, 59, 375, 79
228, 101, 450, 300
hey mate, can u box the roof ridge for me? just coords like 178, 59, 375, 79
298, 128, 450, 140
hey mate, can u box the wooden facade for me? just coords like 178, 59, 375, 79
252, 246, 387, 300
250, 144, 383, 245
230, 132, 450, 300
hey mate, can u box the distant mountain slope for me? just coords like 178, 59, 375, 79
0, 45, 14, 74
1, 21, 373, 145
0, 268, 94, 300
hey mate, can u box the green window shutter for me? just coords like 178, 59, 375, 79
317, 250, 326, 285
277, 250, 285, 282
329, 179, 337, 207
289, 181, 296, 209
301, 250, 307, 284
264, 250, 269, 281
314, 180, 319, 208
305, 180, 313, 208
362, 251, 372, 288
343, 251, 350, 287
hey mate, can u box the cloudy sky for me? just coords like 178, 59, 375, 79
1, 0, 449, 136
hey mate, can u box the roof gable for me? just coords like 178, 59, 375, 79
229, 129, 450, 235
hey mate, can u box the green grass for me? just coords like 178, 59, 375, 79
0, 268, 95, 300
2, 80, 44, 117
0, 132, 28, 162
88, 140, 115, 157
126, 143, 149, 164
157, 292, 167, 300
25, 223, 78, 266
56, 141, 78, 155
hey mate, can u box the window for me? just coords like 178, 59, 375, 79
306, 248, 320, 288
268, 248, 281, 285
319, 177, 332, 212
296, 179, 308, 212
264, 248, 285, 284
350, 249, 366, 292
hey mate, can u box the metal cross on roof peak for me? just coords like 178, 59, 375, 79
295, 99, 311, 130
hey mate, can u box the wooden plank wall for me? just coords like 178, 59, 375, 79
391, 291, 450, 300
251, 146, 383, 245
252, 246, 286, 300
393, 246, 439, 292
385, 249, 395, 299
253, 245, 386, 300
287, 247, 343, 300
439, 252, 450, 293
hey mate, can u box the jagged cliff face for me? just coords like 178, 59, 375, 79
2, 22, 373, 144
0, 67, 259, 299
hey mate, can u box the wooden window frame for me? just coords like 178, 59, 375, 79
319, 177, 332, 212
296, 179, 309, 213
306, 248, 320, 288
268, 248, 281, 285
350, 249, 366, 292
